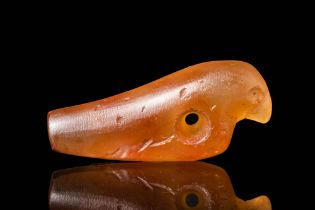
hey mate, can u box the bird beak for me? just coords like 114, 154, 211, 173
246, 91, 272, 124
236, 195, 272, 210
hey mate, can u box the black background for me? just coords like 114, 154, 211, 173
14, 8, 312, 209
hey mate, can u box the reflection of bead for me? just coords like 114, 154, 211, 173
49, 162, 272, 210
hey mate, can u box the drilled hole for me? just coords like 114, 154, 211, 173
185, 193, 199, 208
185, 113, 199, 125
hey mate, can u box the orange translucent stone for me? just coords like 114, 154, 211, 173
49, 162, 272, 210
48, 61, 272, 161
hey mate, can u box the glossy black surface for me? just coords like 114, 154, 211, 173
21, 33, 308, 209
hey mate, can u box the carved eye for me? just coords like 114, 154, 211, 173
175, 110, 211, 145
248, 86, 264, 104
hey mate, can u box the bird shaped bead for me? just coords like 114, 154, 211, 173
48, 61, 272, 161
